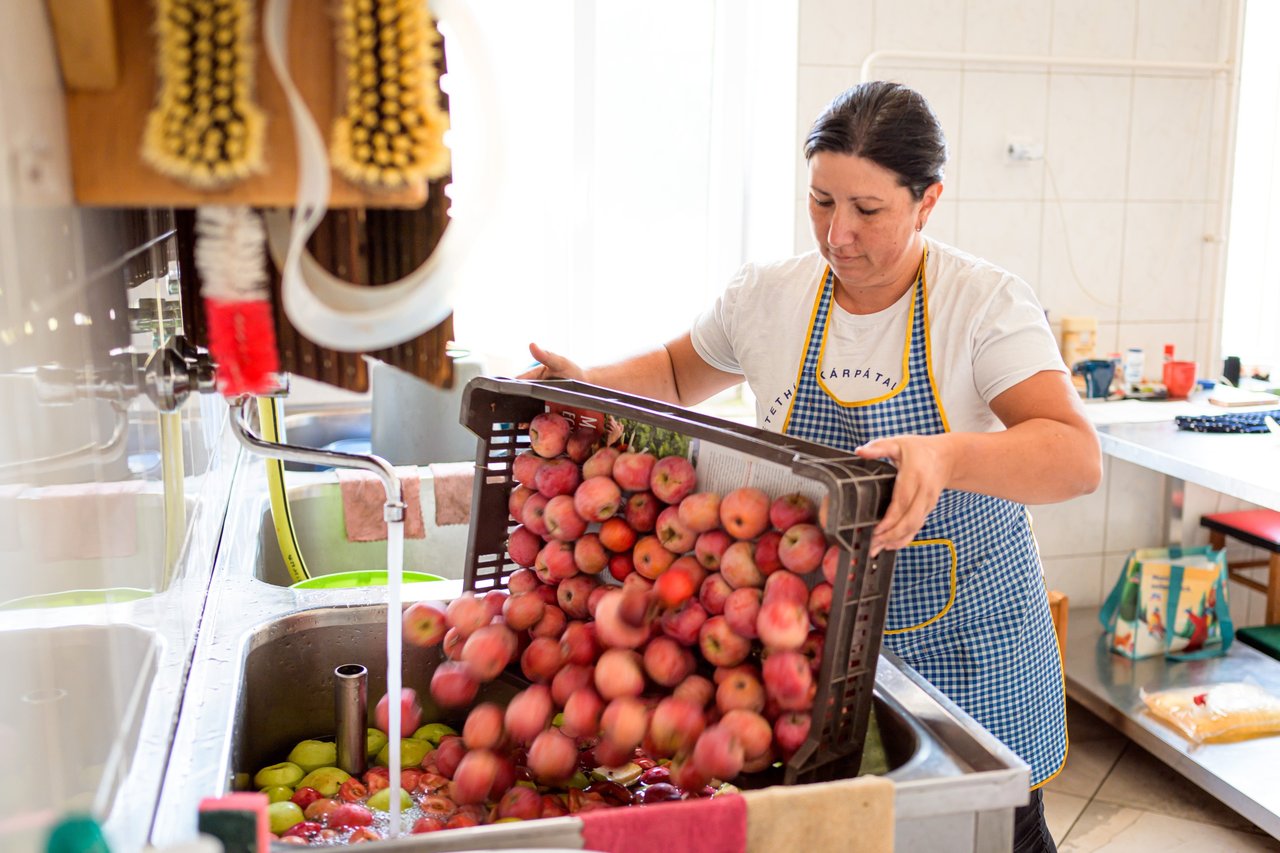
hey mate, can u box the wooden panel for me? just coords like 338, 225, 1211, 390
64, 0, 427, 209
46, 0, 120, 91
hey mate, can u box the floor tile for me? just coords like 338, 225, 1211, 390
1044, 790, 1090, 844
1060, 801, 1280, 851
1066, 698, 1122, 743
1093, 742, 1264, 833
1043, 735, 1126, 799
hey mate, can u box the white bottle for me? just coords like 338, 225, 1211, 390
1123, 347, 1145, 388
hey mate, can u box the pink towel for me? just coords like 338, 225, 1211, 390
25, 480, 144, 561
337, 467, 426, 541
427, 462, 474, 526
579, 795, 747, 853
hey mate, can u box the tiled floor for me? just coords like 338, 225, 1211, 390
1043, 699, 1280, 851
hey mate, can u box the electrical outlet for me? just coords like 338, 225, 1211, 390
1006, 138, 1044, 162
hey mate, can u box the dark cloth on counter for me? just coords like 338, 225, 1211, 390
1175, 409, 1280, 434
1013, 789, 1057, 853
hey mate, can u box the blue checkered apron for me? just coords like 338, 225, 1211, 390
782, 256, 1066, 788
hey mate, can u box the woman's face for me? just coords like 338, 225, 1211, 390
807, 152, 940, 299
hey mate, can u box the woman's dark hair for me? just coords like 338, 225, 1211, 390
804, 81, 948, 201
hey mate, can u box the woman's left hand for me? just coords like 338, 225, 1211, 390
853, 434, 955, 556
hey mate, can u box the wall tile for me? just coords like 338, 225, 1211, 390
1030, 477, 1109, 558
957, 71, 1049, 200
953, 199, 1043, 288
1103, 458, 1168, 552
793, 195, 814, 255
1042, 553, 1107, 608
1044, 74, 1132, 201
1127, 76, 1215, 201
1113, 321, 1203, 380
923, 195, 958, 246
1038, 201, 1125, 323
1051, 0, 1137, 59
1134, 0, 1226, 64
799, 0, 873, 66
1119, 202, 1208, 323
964, 0, 1052, 55
1095, 321, 1120, 357
872, 0, 965, 53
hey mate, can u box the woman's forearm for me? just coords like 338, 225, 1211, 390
944, 418, 1102, 504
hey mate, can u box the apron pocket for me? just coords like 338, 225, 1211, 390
885, 538, 957, 634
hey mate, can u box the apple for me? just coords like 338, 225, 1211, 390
535, 457, 582, 499
441, 627, 465, 661
633, 535, 676, 579
713, 663, 760, 685
556, 574, 597, 619
720, 541, 764, 589
267, 801, 305, 834
482, 590, 509, 620
695, 529, 733, 570
770, 492, 816, 531
692, 725, 744, 781
655, 506, 697, 553
622, 571, 654, 594
661, 600, 708, 645
535, 540, 578, 583
512, 450, 546, 488
678, 492, 722, 534
302, 797, 341, 824
624, 491, 661, 532
648, 696, 706, 758
582, 445, 621, 479
600, 696, 649, 753
374, 739, 431, 769
521, 492, 551, 537
593, 648, 645, 699
329, 802, 374, 829
503, 592, 545, 631
497, 785, 542, 821
365, 728, 389, 761
433, 736, 466, 778
259, 785, 292, 804
698, 573, 733, 615
594, 590, 651, 648
612, 451, 657, 491
822, 545, 846, 586
461, 624, 516, 681
723, 587, 762, 639
716, 669, 765, 714
528, 728, 578, 783
451, 749, 501, 804
412, 815, 447, 834
462, 702, 504, 750
808, 582, 833, 629
756, 599, 810, 652
543, 494, 587, 541
550, 662, 595, 706
504, 685, 553, 744
508, 484, 535, 522
774, 712, 812, 757
778, 523, 826, 574
698, 615, 751, 667
763, 650, 816, 711
297, 767, 351, 797
507, 567, 540, 594
673, 674, 716, 709
446, 593, 489, 638
754, 529, 784, 576
541, 793, 571, 818
430, 661, 479, 708
521, 636, 567, 683
375, 688, 423, 738
607, 552, 635, 583
655, 565, 697, 608
763, 570, 809, 607
598, 517, 637, 553
719, 487, 771, 540
573, 533, 609, 575
800, 630, 825, 672
287, 740, 337, 774
642, 636, 696, 687
574, 476, 623, 523
290, 786, 322, 810
530, 602, 568, 640
720, 709, 773, 760
588, 584, 610, 617
565, 426, 599, 464
528, 412, 572, 458
650, 455, 696, 504
559, 621, 599, 666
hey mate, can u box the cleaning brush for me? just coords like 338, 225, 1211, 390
194, 206, 280, 396
142, 0, 265, 188
330, 0, 451, 190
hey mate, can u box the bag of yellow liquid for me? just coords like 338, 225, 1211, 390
1141, 682, 1280, 745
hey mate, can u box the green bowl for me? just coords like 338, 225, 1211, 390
290, 570, 444, 590
0, 587, 154, 610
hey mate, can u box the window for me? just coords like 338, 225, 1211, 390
447, 1, 797, 378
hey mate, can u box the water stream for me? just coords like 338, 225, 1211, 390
386, 519, 405, 838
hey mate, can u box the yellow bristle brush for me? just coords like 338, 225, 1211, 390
330, 0, 451, 190
142, 0, 265, 188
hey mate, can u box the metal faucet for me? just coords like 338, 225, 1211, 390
228, 394, 406, 523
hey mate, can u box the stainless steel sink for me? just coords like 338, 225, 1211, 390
0, 623, 158, 850
278, 408, 373, 472
253, 483, 471, 587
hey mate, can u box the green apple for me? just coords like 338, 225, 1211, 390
231, 772, 251, 791
287, 739, 337, 774
366, 786, 413, 812
259, 785, 294, 804
253, 761, 305, 789
366, 728, 389, 760
267, 800, 304, 834
411, 723, 456, 746
375, 738, 433, 768
297, 766, 351, 797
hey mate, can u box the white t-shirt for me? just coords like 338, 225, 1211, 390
690, 239, 1067, 434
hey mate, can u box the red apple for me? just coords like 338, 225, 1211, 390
624, 491, 661, 532
582, 445, 621, 479
695, 529, 733, 570
633, 535, 676, 579
763, 570, 809, 607
530, 602, 568, 639
594, 590, 650, 649
661, 600, 708, 645
655, 505, 697, 553
543, 494, 587, 541
462, 702, 505, 750
557, 574, 597, 619
642, 636, 696, 687
673, 674, 716, 709
521, 636, 567, 683
442, 627, 465, 661
433, 736, 466, 779
430, 662, 479, 708
550, 663, 595, 706
691, 725, 744, 781
521, 492, 551, 537
763, 650, 815, 711
720, 709, 773, 760
559, 621, 599, 666
403, 601, 447, 647
574, 476, 623, 523
451, 748, 501, 804
808, 582, 833, 629
535, 457, 582, 499
719, 487, 771, 540
528, 728, 578, 783
600, 696, 649, 754
329, 802, 374, 829
770, 492, 816, 531
504, 685, 554, 744
502, 592, 545, 631
756, 599, 810, 652
678, 492, 722, 534
778, 523, 826, 574
720, 541, 764, 589
650, 455, 696, 504
716, 670, 765, 714
375, 688, 423, 737
655, 565, 697, 608
698, 615, 751, 667
565, 426, 599, 464
445, 593, 489, 638
598, 518, 637, 553
561, 687, 604, 738
607, 552, 635, 583
512, 449, 546, 488
648, 696, 706, 758
800, 630, 825, 672
535, 540, 578, 583
774, 712, 812, 757
612, 451, 657, 491
754, 529, 784, 576
723, 587, 762, 639
507, 567, 540, 594
508, 484, 535, 522
461, 624, 516, 681
528, 412, 572, 458
699, 573, 733, 615
496, 785, 542, 821
594, 648, 645, 699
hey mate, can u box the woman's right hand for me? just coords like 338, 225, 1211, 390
518, 343, 586, 381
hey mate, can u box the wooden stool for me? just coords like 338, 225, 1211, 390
1201, 509, 1280, 624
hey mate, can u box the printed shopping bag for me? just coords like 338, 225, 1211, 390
1099, 546, 1234, 660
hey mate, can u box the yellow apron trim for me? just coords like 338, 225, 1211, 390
884, 536, 958, 634
918, 248, 952, 433
780, 266, 832, 434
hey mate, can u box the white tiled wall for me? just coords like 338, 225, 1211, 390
795, 0, 1240, 603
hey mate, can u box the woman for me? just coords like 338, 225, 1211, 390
524, 81, 1101, 851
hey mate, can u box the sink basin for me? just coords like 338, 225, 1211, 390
254, 483, 471, 587
0, 623, 158, 849
225, 605, 920, 789
278, 408, 373, 473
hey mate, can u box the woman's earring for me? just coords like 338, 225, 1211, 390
915, 222, 924, 232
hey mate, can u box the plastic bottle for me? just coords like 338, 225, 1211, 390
1124, 347, 1145, 388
